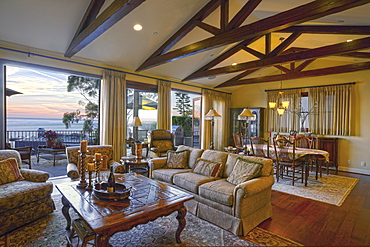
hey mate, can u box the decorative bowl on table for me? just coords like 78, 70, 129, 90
93, 182, 131, 201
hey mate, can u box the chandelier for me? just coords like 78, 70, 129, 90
268, 68, 289, 115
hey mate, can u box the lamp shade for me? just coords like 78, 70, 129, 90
205, 108, 221, 119
238, 108, 254, 120
132, 116, 142, 126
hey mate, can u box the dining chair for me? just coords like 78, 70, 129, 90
273, 138, 305, 186
295, 136, 314, 149
250, 137, 270, 158
310, 136, 329, 178
233, 133, 245, 154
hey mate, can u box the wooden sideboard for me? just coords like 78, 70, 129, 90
317, 137, 339, 174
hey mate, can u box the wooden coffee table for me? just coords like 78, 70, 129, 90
56, 173, 194, 246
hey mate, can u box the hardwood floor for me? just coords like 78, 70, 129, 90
258, 171, 370, 246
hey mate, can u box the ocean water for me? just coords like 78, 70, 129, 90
7, 117, 94, 131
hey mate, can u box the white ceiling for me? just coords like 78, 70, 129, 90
1, 0, 370, 91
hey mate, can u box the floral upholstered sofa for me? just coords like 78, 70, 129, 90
0, 150, 55, 236
149, 145, 274, 236
66, 145, 125, 179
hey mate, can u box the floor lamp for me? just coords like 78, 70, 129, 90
205, 108, 221, 150
132, 117, 142, 158
238, 108, 254, 144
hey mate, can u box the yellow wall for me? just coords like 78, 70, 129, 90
231, 70, 370, 175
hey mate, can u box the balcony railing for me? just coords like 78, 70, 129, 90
6, 130, 98, 150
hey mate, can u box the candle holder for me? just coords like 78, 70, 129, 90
86, 171, 93, 191
77, 150, 88, 189
95, 158, 101, 184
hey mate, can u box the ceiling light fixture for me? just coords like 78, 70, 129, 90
133, 24, 142, 31
232, 63, 237, 66
346, 39, 353, 42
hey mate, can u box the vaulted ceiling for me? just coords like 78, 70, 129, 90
1, 0, 370, 91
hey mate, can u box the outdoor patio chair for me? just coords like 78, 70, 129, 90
6, 143, 33, 169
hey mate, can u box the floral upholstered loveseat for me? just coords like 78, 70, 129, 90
149, 145, 274, 236
66, 145, 125, 179
0, 150, 55, 236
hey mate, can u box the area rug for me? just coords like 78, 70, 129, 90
272, 174, 358, 206
0, 193, 301, 247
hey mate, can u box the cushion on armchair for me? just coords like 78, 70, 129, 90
0, 158, 24, 185
226, 157, 263, 185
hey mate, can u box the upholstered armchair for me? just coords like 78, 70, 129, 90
147, 129, 176, 158
66, 145, 125, 179
0, 150, 55, 236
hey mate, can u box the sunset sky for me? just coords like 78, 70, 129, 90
6, 65, 199, 122
6, 66, 89, 118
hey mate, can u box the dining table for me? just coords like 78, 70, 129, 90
248, 144, 330, 186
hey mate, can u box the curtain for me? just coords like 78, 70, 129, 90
267, 88, 302, 132
309, 84, 352, 136
201, 89, 231, 150
157, 80, 172, 130
100, 70, 127, 161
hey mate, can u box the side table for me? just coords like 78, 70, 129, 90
120, 156, 150, 177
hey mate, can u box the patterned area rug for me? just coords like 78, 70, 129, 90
0, 193, 302, 247
272, 174, 358, 206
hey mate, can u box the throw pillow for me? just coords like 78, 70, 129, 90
192, 158, 223, 177
0, 158, 24, 185
226, 157, 263, 185
165, 150, 190, 169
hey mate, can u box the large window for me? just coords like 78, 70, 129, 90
6, 65, 100, 148
171, 90, 201, 147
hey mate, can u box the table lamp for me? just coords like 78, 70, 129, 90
205, 108, 221, 150
238, 108, 254, 144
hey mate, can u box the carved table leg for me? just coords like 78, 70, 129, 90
175, 206, 187, 244
96, 234, 110, 247
61, 195, 71, 230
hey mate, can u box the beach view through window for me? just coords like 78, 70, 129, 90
6, 65, 100, 148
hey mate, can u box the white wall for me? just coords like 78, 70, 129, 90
231, 70, 370, 175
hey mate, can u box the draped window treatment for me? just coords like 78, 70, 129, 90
201, 89, 231, 150
157, 80, 172, 130
100, 70, 127, 161
309, 84, 352, 136
267, 89, 302, 132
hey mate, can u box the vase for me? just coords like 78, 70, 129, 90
46, 141, 54, 148
135, 143, 143, 159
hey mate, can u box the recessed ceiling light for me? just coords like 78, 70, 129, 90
133, 24, 142, 31
232, 63, 237, 66
346, 39, 353, 42
153, 32, 158, 35
208, 76, 216, 80
210, 54, 214, 57
337, 20, 344, 23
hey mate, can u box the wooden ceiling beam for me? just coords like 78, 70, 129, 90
194, 20, 220, 35
186, 36, 370, 80
216, 61, 370, 87
137, 0, 370, 71
277, 25, 370, 35
268, 32, 302, 57
136, 0, 220, 70
225, 0, 262, 31
65, 0, 145, 58
241, 46, 265, 59
295, 59, 316, 72
220, 0, 229, 31
72, 0, 105, 40
182, 36, 262, 81
284, 47, 370, 58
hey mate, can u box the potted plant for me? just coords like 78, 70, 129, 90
43, 130, 58, 148
52, 137, 65, 149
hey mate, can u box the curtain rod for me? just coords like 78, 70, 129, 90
264, 82, 356, 92
0, 46, 231, 95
